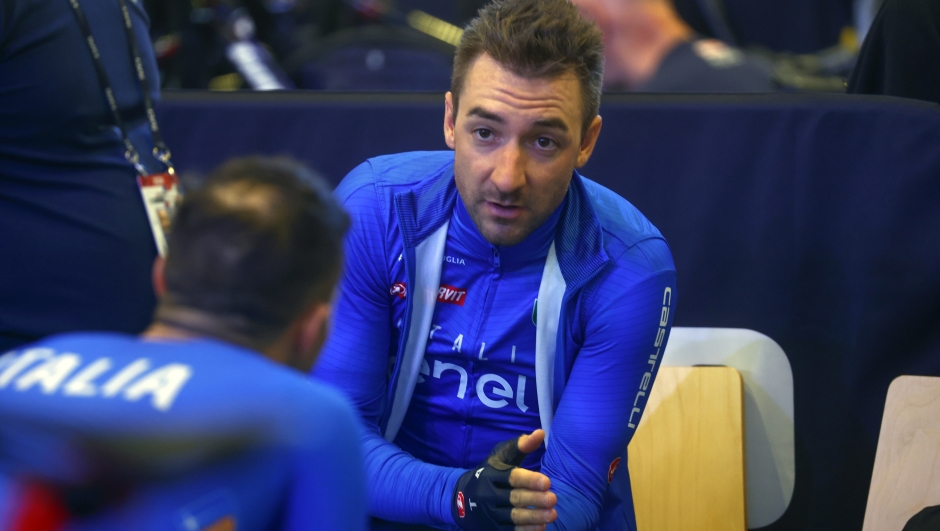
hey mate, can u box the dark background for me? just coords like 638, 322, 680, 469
145, 0, 856, 90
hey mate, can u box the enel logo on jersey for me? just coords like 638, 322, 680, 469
418, 357, 530, 412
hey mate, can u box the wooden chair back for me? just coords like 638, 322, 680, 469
628, 365, 747, 531
863, 376, 940, 531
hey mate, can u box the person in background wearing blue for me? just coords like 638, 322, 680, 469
312, 0, 677, 529
0, 157, 367, 531
0, 0, 164, 351
571, 0, 775, 92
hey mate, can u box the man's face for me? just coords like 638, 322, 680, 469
445, 54, 602, 247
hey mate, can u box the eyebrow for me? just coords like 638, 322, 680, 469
466, 107, 504, 123
533, 117, 569, 133
465, 107, 570, 133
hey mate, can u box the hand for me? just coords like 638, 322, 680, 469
452, 429, 557, 531
506, 430, 557, 531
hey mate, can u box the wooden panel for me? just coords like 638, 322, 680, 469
628, 366, 746, 531
863, 376, 940, 531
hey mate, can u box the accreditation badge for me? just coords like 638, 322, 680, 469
137, 172, 182, 257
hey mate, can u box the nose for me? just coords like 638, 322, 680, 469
489, 143, 526, 195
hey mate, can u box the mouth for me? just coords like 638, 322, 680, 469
485, 201, 523, 220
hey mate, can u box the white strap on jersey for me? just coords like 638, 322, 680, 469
535, 242, 565, 444
385, 221, 449, 442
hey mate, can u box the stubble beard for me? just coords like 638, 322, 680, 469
465, 194, 554, 247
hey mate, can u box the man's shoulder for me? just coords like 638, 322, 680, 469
291, 378, 362, 440
336, 151, 454, 201
0, 334, 359, 492
12, 331, 135, 352
2, 332, 201, 371
19, 332, 262, 368
0, 332, 312, 404
572, 176, 675, 282
368, 151, 455, 186
577, 176, 666, 247
0, 332, 350, 434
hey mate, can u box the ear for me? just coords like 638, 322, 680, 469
152, 256, 167, 298
575, 115, 603, 168
444, 92, 457, 150
294, 301, 333, 361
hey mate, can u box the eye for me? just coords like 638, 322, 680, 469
535, 137, 557, 149
474, 128, 494, 140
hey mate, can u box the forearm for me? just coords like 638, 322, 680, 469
362, 425, 466, 528
542, 262, 677, 530
540, 433, 607, 531
547, 479, 602, 531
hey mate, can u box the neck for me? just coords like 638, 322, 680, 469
142, 321, 198, 341
145, 304, 268, 352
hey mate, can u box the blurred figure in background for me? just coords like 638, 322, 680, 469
149, 0, 455, 91
0, 0, 169, 352
145, 0, 299, 90
571, 0, 776, 92
0, 157, 366, 531
847, 0, 940, 105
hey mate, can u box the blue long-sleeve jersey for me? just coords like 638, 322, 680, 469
0, 333, 367, 531
313, 151, 676, 531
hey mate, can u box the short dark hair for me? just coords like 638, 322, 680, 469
451, 0, 604, 135
161, 157, 349, 347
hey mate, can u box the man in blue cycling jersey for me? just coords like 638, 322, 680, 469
313, 0, 677, 529
0, 158, 366, 531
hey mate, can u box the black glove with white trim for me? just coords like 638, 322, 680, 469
451, 435, 528, 531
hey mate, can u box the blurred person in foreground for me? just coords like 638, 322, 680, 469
312, 0, 677, 530
572, 0, 775, 92
0, 157, 366, 531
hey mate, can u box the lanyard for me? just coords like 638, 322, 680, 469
67, 0, 174, 176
